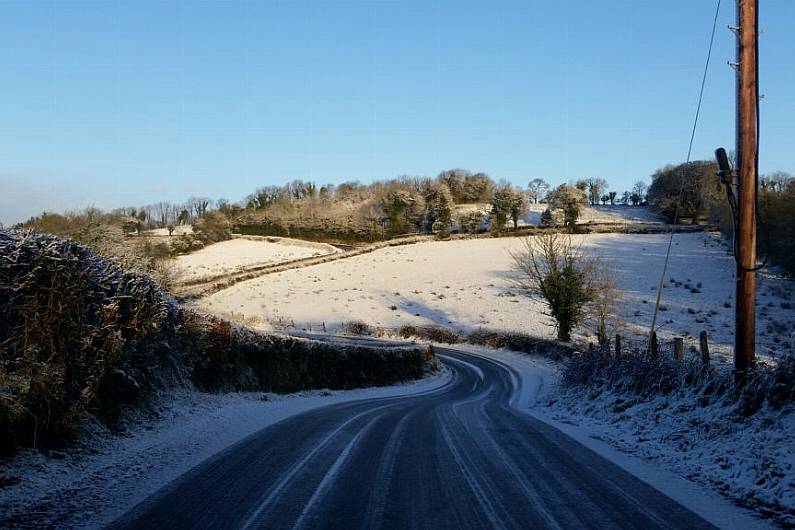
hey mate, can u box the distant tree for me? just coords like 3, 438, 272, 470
187, 197, 211, 218
527, 178, 550, 204
647, 161, 720, 223
167, 224, 175, 236
761, 171, 793, 193
192, 211, 232, 244
458, 211, 483, 234
600, 194, 609, 205
585, 177, 608, 206
491, 184, 524, 231
621, 191, 631, 205
608, 191, 617, 205
461, 172, 495, 203
381, 190, 419, 235
437, 169, 469, 201
177, 209, 190, 225
631, 181, 647, 205
422, 181, 453, 234
546, 184, 587, 233
540, 208, 556, 227
336, 181, 362, 200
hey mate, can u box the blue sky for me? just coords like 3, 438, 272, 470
1, 0, 793, 225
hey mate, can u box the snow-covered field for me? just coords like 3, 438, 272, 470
521, 203, 663, 225
143, 225, 193, 237
173, 237, 338, 283
454, 203, 662, 227
0, 371, 452, 529
200, 232, 795, 363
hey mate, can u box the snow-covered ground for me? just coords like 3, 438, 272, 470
521, 203, 663, 225
543, 382, 794, 529
143, 225, 193, 237
200, 232, 795, 364
173, 237, 338, 283
453, 203, 662, 227
0, 370, 451, 529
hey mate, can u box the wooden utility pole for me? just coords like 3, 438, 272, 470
734, 0, 759, 381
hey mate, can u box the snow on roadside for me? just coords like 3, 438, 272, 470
542, 385, 794, 529
0, 370, 450, 529
450, 344, 779, 530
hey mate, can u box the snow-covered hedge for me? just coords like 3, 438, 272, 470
562, 350, 795, 417
0, 230, 436, 456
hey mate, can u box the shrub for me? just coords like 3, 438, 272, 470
397, 325, 463, 344
192, 211, 232, 244
466, 328, 575, 360
546, 184, 587, 233
510, 234, 598, 341
340, 320, 375, 336
540, 208, 555, 227
562, 349, 795, 418
458, 211, 483, 234
170, 238, 191, 254
0, 230, 176, 455
0, 231, 437, 455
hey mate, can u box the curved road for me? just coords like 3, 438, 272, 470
113, 349, 714, 529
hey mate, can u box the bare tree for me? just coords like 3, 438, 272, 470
585, 177, 608, 206
187, 197, 211, 218
632, 181, 647, 205
527, 178, 549, 204
588, 262, 623, 348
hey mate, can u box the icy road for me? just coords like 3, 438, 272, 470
113, 348, 715, 529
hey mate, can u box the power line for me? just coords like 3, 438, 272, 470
649, 0, 722, 338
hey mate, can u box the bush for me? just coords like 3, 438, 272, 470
0, 230, 176, 455
510, 234, 598, 341
562, 350, 795, 418
466, 329, 575, 360
540, 208, 555, 227
192, 211, 232, 244
397, 325, 463, 344
0, 231, 437, 455
458, 211, 483, 234
143, 239, 173, 259
170, 238, 191, 254
340, 320, 375, 336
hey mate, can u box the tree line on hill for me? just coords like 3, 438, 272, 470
232, 170, 652, 242
15, 160, 793, 275
644, 159, 794, 274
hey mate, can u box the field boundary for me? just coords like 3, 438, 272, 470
174, 223, 713, 300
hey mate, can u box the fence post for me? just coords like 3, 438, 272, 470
700, 331, 710, 366
615, 334, 622, 359
649, 331, 658, 357
673, 337, 684, 361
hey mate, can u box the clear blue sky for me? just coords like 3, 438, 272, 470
1, 0, 793, 225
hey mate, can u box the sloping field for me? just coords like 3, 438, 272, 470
200, 232, 795, 364
174, 237, 339, 283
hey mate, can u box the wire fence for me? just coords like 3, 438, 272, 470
589, 331, 711, 365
